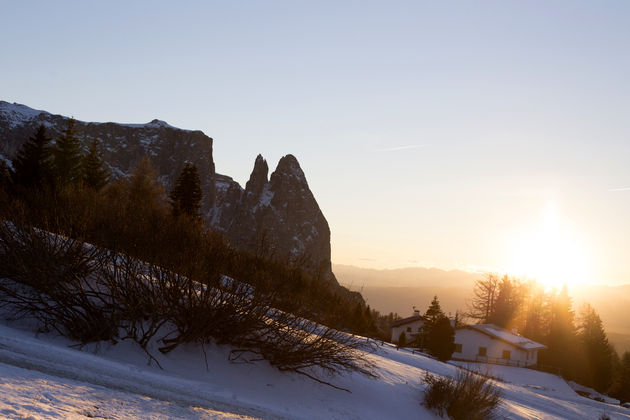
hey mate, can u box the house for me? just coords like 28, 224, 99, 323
390, 309, 425, 345
452, 324, 546, 367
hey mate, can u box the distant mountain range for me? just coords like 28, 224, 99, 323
335, 264, 630, 352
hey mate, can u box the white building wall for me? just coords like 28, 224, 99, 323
452, 329, 539, 366
391, 319, 424, 344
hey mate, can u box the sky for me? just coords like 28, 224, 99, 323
2, 1, 630, 286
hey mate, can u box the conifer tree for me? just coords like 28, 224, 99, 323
0, 160, 11, 193
11, 124, 54, 190
53, 119, 83, 188
540, 285, 579, 380
169, 162, 202, 218
421, 296, 455, 361
398, 330, 407, 347
82, 139, 109, 190
578, 304, 615, 391
609, 352, 630, 403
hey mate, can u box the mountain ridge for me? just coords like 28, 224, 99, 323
0, 100, 352, 299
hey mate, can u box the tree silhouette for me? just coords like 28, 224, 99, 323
82, 139, 109, 190
169, 162, 202, 218
578, 304, 615, 391
422, 296, 455, 361
467, 273, 500, 323
53, 119, 83, 188
11, 124, 54, 190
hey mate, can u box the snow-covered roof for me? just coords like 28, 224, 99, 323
461, 324, 546, 350
390, 314, 425, 328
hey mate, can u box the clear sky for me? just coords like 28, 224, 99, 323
2, 1, 630, 286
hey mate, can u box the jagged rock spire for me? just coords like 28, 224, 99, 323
245, 154, 268, 196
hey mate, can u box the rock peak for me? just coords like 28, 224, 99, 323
274, 154, 305, 180
245, 154, 269, 195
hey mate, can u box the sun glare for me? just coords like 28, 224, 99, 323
508, 204, 591, 290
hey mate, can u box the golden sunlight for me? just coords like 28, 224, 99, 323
508, 204, 592, 290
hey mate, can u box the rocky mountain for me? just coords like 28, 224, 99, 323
0, 101, 216, 212
210, 154, 335, 286
0, 101, 351, 297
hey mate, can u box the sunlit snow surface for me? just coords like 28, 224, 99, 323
0, 322, 629, 419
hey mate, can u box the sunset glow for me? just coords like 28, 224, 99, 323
508, 204, 592, 290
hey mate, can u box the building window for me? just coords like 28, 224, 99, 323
478, 347, 487, 357
406, 327, 411, 332
454, 343, 462, 353
502, 350, 511, 360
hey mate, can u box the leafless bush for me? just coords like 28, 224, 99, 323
423, 370, 502, 420
0, 219, 116, 342
0, 217, 376, 389
230, 312, 376, 391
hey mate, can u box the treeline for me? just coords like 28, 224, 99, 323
0, 122, 381, 341
467, 273, 630, 401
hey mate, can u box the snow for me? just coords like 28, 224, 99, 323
258, 185, 274, 207
470, 324, 546, 350
120, 119, 190, 132
0, 320, 628, 420
0, 101, 48, 128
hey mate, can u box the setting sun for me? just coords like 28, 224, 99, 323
508, 204, 592, 290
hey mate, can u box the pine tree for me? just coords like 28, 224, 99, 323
398, 330, 407, 347
169, 163, 202, 218
0, 159, 11, 193
11, 124, 54, 190
422, 296, 455, 361
53, 119, 83, 188
82, 139, 109, 190
540, 285, 579, 380
578, 304, 615, 391
609, 352, 630, 403
488, 276, 523, 328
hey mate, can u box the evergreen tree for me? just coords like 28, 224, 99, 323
578, 304, 615, 392
82, 139, 109, 190
53, 119, 83, 188
398, 330, 407, 347
540, 285, 579, 380
521, 283, 548, 343
609, 352, 630, 403
422, 296, 455, 361
488, 276, 523, 328
169, 162, 202, 218
11, 124, 54, 190
0, 160, 11, 190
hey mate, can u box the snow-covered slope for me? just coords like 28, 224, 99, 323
0, 322, 629, 419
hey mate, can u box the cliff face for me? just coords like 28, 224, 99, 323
210, 154, 334, 283
0, 101, 216, 212
0, 101, 358, 299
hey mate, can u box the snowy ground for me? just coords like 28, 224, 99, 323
0, 322, 629, 419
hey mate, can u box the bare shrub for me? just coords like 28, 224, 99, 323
0, 201, 376, 389
0, 219, 116, 342
423, 370, 502, 420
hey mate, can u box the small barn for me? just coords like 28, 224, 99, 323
390, 309, 425, 345
452, 324, 546, 367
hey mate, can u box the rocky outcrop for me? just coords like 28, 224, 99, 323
0, 101, 359, 299
210, 154, 335, 285
0, 101, 216, 211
